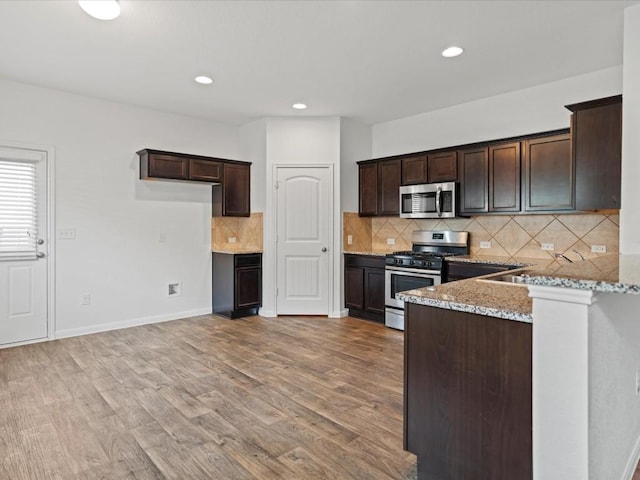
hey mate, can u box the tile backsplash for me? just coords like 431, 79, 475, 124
211, 212, 263, 252
343, 212, 619, 261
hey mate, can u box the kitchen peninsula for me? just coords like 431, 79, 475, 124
400, 254, 640, 480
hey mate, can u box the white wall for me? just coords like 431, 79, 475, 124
261, 117, 343, 318
589, 291, 640, 480
0, 78, 238, 337
621, 4, 640, 254
339, 118, 372, 213
238, 118, 267, 212
371, 66, 622, 158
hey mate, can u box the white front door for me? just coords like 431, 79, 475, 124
276, 166, 331, 315
0, 145, 49, 346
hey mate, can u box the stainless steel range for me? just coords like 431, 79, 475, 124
384, 230, 469, 330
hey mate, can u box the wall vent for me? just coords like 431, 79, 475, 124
168, 282, 182, 297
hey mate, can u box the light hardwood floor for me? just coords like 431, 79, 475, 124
0, 315, 417, 479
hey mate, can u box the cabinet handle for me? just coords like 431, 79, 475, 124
321, 247, 327, 252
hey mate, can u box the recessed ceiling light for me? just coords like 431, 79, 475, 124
194, 76, 214, 85
292, 103, 307, 110
441, 46, 464, 58
78, 0, 120, 20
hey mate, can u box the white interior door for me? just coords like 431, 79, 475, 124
0, 145, 49, 346
276, 166, 331, 315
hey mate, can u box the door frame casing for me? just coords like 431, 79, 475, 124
268, 163, 334, 316
0, 140, 56, 347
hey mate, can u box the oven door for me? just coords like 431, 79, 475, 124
385, 266, 441, 309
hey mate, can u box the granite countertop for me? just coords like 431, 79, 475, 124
398, 273, 534, 323
212, 249, 263, 255
522, 254, 640, 294
445, 254, 554, 268
399, 254, 640, 323
343, 251, 387, 257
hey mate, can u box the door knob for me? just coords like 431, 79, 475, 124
321, 247, 327, 252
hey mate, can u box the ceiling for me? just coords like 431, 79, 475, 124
0, 0, 636, 126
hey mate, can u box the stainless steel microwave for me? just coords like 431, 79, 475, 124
399, 182, 457, 218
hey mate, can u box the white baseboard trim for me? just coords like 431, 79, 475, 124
329, 309, 349, 318
55, 308, 212, 340
258, 308, 277, 318
622, 432, 640, 480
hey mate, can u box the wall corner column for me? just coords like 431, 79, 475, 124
528, 285, 597, 480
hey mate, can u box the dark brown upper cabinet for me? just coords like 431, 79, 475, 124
144, 152, 189, 180
566, 95, 622, 210
190, 159, 222, 182
489, 142, 521, 213
138, 149, 251, 217
378, 159, 401, 215
358, 159, 401, 216
523, 133, 573, 212
401, 154, 427, 185
213, 162, 250, 217
427, 151, 458, 183
359, 162, 378, 216
458, 147, 489, 214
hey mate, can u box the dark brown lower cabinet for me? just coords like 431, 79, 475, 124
344, 254, 385, 322
212, 252, 262, 318
405, 303, 532, 480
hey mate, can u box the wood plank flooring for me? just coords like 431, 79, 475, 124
0, 314, 417, 479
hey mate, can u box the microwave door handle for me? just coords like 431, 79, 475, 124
436, 186, 442, 217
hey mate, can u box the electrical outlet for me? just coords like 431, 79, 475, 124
347, 235, 353, 245
81, 294, 91, 306
541, 243, 555, 251
228, 237, 237, 243
479, 241, 491, 249
387, 238, 395, 245
636, 370, 640, 396
57, 228, 76, 240
591, 245, 606, 253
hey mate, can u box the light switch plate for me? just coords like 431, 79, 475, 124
479, 241, 491, 249
591, 245, 606, 253
387, 238, 395, 245
541, 243, 554, 251
347, 235, 353, 245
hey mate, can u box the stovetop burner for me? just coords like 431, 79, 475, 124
385, 230, 469, 271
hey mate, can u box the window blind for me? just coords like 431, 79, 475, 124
0, 159, 37, 260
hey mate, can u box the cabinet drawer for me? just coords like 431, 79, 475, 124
446, 261, 514, 281
344, 254, 385, 269
235, 253, 261, 268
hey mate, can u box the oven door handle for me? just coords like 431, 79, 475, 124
436, 186, 442, 217
385, 266, 441, 277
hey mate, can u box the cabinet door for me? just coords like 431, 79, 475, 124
489, 142, 521, 212
345, 266, 365, 310
148, 153, 188, 180
571, 99, 622, 210
235, 266, 261, 309
223, 163, 250, 217
523, 134, 573, 211
364, 268, 385, 315
359, 163, 378, 216
190, 159, 222, 182
459, 147, 488, 214
401, 155, 428, 185
427, 151, 457, 183
378, 159, 401, 216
